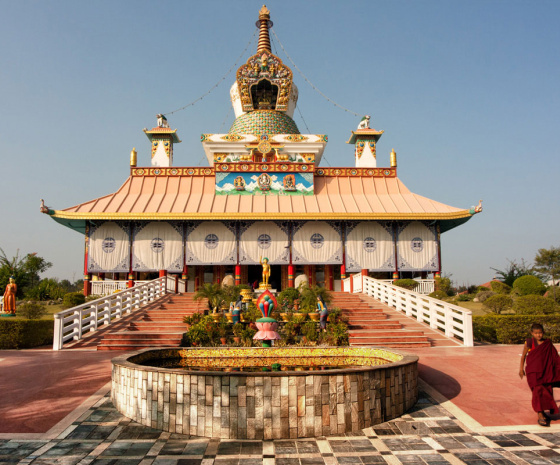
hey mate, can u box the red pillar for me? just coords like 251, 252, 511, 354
127, 272, 135, 288
288, 264, 294, 288
159, 270, 167, 278
182, 265, 188, 281
83, 274, 91, 296
235, 264, 241, 285
340, 264, 346, 292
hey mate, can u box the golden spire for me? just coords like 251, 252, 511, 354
390, 148, 397, 168
256, 5, 272, 53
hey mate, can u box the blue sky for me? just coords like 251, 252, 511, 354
1, 0, 559, 286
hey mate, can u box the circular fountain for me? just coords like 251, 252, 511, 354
111, 346, 418, 439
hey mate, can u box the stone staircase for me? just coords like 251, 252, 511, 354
68, 291, 458, 351
331, 292, 459, 348
95, 293, 206, 351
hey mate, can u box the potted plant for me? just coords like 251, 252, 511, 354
301, 321, 319, 344
241, 326, 257, 347
217, 319, 228, 345
232, 323, 243, 343
194, 283, 224, 315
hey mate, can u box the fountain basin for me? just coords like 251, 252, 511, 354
111, 347, 418, 439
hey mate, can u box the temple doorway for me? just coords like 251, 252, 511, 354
247, 264, 282, 291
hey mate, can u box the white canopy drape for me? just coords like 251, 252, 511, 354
239, 221, 289, 264
186, 221, 237, 265
292, 221, 343, 265
397, 222, 438, 271
88, 222, 130, 272
345, 221, 394, 272
132, 222, 183, 272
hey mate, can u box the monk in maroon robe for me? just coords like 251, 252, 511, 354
520, 323, 560, 426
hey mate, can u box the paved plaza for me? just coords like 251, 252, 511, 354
3, 345, 560, 465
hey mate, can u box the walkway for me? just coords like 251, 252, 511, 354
2, 344, 560, 464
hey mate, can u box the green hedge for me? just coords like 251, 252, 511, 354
0, 320, 53, 349
473, 314, 560, 344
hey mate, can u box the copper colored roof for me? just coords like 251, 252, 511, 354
50, 170, 473, 228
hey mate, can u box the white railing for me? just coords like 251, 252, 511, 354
352, 273, 362, 293
378, 279, 435, 295
90, 280, 152, 296
53, 276, 178, 350
352, 275, 473, 347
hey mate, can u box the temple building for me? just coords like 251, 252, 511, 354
42, 6, 481, 295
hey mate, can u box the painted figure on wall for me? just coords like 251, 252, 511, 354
258, 173, 271, 191
260, 256, 270, 288
283, 174, 296, 191
3, 277, 17, 315
234, 176, 246, 191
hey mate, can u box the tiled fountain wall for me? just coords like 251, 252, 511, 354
111, 347, 418, 439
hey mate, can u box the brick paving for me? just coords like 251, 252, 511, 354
3, 387, 560, 465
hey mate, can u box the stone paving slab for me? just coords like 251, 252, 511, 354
3, 388, 560, 465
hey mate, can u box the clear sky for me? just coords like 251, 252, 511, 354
1, 0, 559, 287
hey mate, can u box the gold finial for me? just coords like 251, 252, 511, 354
259, 5, 270, 18
130, 147, 137, 167
256, 5, 273, 53
390, 148, 397, 168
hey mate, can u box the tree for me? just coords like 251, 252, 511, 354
0, 248, 53, 297
534, 246, 560, 299
491, 259, 543, 287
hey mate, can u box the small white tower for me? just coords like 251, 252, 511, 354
346, 117, 384, 168
143, 115, 182, 167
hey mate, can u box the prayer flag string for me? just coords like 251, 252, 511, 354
163, 30, 257, 116
271, 29, 361, 118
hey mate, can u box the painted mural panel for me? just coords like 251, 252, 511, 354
239, 221, 289, 265
345, 221, 394, 272
215, 172, 313, 195
292, 221, 343, 265
185, 221, 237, 265
132, 222, 183, 272
396, 221, 438, 271
87, 221, 130, 273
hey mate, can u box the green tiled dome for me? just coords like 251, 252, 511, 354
229, 110, 300, 135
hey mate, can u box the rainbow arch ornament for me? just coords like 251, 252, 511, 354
256, 289, 277, 318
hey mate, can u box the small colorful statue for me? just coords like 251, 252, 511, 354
3, 277, 17, 316
260, 256, 270, 288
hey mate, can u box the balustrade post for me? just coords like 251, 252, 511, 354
463, 312, 474, 347
53, 316, 63, 350
74, 309, 83, 340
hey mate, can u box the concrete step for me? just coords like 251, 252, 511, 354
349, 341, 432, 348
101, 331, 184, 340
349, 330, 425, 337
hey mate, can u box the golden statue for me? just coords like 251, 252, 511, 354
3, 277, 17, 315
260, 256, 270, 288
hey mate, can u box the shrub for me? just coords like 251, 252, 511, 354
490, 281, 512, 294
473, 314, 560, 344
302, 321, 319, 343
428, 290, 448, 300
546, 287, 560, 304
393, 279, 419, 291
483, 295, 513, 314
278, 288, 300, 309
475, 290, 495, 303
435, 277, 453, 296
85, 294, 102, 302
514, 295, 557, 315
512, 275, 547, 296
456, 293, 473, 302
62, 292, 86, 309
17, 301, 47, 319
0, 320, 53, 349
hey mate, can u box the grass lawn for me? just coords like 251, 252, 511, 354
454, 300, 490, 316
8, 303, 65, 321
